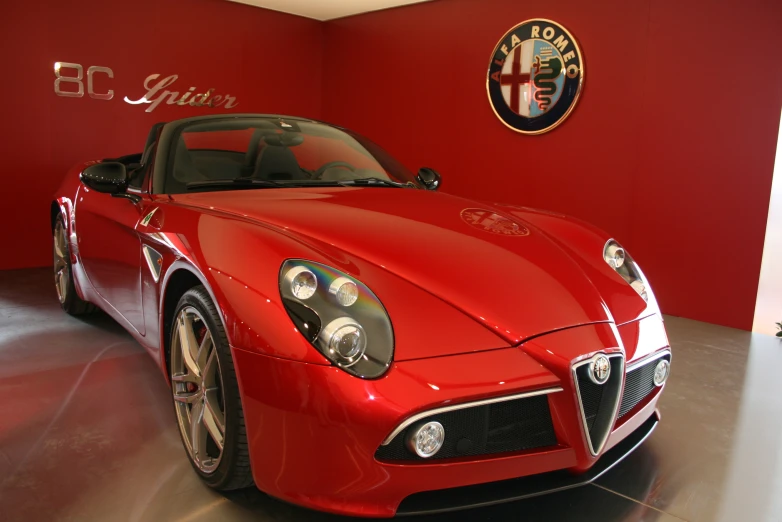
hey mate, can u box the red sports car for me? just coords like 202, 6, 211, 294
51, 114, 671, 517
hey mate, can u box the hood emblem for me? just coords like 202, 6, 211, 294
460, 208, 529, 236
587, 354, 611, 385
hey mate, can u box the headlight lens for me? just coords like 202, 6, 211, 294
603, 239, 648, 301
280, 260, 394, 378
321, 317, 366, 365
604, 243, 625, 268
285, 266, 317, 300
329, 277, 359, 307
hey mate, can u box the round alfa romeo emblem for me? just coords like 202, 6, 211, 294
461, 208, 529, 236
588, 354, 611, 385
487, 19, 584, 134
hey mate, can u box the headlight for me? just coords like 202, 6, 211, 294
603, 239, 648, 301
603, 243, 625, 268
284, 266, 317, 300
321, 317, 366, 366
279, 260, 394, 378
329, 277, 359, 307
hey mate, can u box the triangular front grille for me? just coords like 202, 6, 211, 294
573, 354, 624, 455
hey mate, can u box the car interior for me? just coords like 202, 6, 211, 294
165, 120, 393, 193
102, 119, 402, 194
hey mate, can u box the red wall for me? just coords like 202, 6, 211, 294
3, 0, 781, 331
0, 0, 322, 270
321, 0, 782, 330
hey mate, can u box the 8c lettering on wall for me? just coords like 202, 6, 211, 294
52, 61, 239, 113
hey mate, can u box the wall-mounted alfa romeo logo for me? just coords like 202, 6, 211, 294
487, 19, 583, 134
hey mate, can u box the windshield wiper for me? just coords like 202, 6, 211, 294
186, 177, 415, 191
186, 179, 284, 191
336, 178, 411, 188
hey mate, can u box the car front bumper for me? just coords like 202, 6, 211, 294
395, 411, 659, 515
231, 314, 669, 517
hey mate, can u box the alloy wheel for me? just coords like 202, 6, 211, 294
53, 220, 69, 304
171, 306, 226, 474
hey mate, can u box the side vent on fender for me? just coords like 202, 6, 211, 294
142, 245, 163, 282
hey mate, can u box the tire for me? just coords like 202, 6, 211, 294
169, 285, 254, 490
53, 214, 95, 315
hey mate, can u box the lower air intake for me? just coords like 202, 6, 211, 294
619, 352, 671, 419
375, 393, 558, 462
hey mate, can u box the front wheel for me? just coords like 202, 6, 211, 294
170, 286, 254, 490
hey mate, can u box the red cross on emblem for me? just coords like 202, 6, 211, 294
499, 46, 530, 115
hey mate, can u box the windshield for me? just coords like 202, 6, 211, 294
164, 118, 421, 193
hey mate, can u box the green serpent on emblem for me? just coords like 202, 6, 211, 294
532, 55, 562, 111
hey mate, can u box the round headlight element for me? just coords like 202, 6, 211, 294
407, 421, 445, 458
653, 359, 670, 386
280, 259, 395, 379
604, 242, 626, 269
320, 317, 366, 366
329, 277, 359, 307
285, 266, 317, 300
630, 280, 648, 301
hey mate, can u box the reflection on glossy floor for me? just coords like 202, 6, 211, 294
1, 268, 781, 522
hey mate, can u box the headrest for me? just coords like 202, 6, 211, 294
175, 137, 196, 168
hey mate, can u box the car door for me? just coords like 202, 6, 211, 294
75, 184, 151, 336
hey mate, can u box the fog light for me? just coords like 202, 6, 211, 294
653, 359, 670, 386
406, 421, 445, 458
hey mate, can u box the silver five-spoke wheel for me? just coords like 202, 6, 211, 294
171, 306, 226, 474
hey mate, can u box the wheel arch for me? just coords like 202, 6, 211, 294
50, 201, 61, 232
51, 198, 72, 231
159, 262, 237, 383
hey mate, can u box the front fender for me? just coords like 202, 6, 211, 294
496, 205, 661, 325
156, 207, 510, 365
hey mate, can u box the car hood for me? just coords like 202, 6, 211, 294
173, 187, 611, 345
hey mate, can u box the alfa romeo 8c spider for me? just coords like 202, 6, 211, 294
51, 114, 671, 517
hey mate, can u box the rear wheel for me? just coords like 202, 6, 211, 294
53, 215, 95, 315
170, 286, 254, 490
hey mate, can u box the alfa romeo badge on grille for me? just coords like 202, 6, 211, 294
588, 354, 611, 385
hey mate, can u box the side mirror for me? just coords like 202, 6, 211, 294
416, 167, 441, 191
80, 162, 128, 194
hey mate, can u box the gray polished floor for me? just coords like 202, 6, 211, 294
1, 268, 781, 522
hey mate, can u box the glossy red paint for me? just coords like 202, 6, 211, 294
170, 188, 657, 346
53, 128, 670, 515
232, 346, 574, 517
232, 319, 667, 516
321, 0, 782, 331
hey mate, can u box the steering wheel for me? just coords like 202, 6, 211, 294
313, 161, 356, 180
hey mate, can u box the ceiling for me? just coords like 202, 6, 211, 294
225, 0, 432, 21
